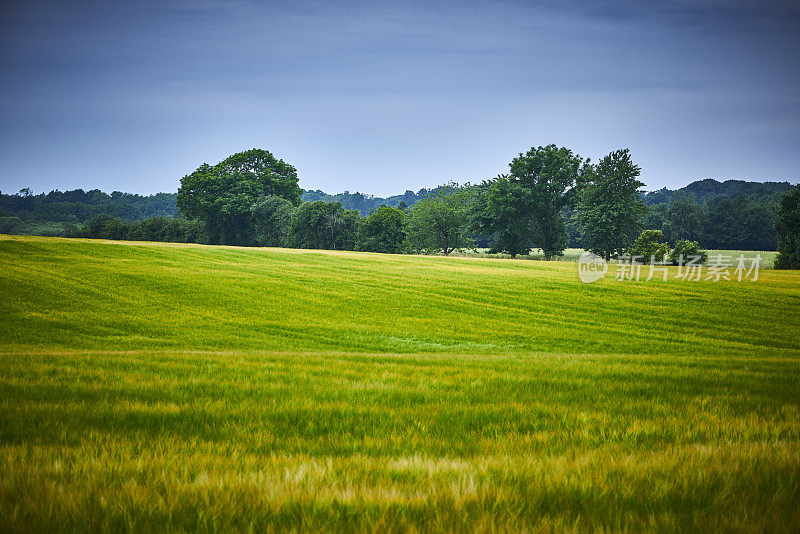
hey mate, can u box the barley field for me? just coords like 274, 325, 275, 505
0, 235, 798, 532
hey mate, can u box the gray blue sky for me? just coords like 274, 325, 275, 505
1, 0, 799, 196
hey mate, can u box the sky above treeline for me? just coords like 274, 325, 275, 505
1, 0, 799, 196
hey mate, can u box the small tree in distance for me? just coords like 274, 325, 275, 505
406, 184, 473, 255
629, 230, 670, 262
358, 205, 406, 254
576, 148, 647, 260
668, 239, 708, 265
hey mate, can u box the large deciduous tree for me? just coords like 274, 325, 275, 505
473, 145, 589, 258
177, 149, 301, 245
576, 148, 647, 259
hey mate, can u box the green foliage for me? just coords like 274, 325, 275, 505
250, 195, 295, 247
508, 144, 590, 258
642, 194, 778, 251
13, 221, 67, 237
472, 145, 589, 258
576, 149, 647, 259
471, 176, 534, 258
0, 189, 179, 232
357, 205, 406, 254
217, 149, 302, 205
301, 188, 438, 216
291, 201, 360, 250
71, 215, 207, 243
663, 194, 705, 243
704, 196, 776, 250
668, 239, 709, 265
177, 149, 301, 245
126, 217, 207, 244
562, 207, 583, 248
0, 216, 23, 234
86, 215, 128, 240
774, 185, 800, 269
630, 229, 670, 262
640, 203, 668, 236
3, 175, 788, 252
406, 184, 473, 255
643, 178, 793, 205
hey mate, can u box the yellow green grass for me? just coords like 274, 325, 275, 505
0, 235, 799, 532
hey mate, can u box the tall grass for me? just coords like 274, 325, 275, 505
0, 236, 798, 532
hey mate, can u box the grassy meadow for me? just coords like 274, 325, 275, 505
0, 235, 799, 532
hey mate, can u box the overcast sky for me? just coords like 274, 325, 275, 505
1, 0, 798, 196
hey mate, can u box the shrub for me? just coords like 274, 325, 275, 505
668, 239, 708, 265
629, 230, 670, 263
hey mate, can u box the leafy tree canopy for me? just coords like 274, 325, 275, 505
357, 205, 406, 254
474, 144, 589, 258
663, 194, 704, 243
668, 239, 708, 265
471, 176, 534, 258
629, 230, 670, 263
177, 149, 301, 245
406, 184, 473, 255
576, 148, 646, 259
250, 195, 295, 247
291, 201, 359, 251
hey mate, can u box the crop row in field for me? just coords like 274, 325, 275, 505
0, 236, 798, 532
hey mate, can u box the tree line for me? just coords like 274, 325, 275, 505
2, 146, 798, 268
301, 188, 446, 216
0, 189, 179, 237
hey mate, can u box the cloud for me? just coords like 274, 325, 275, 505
0, 0, 798, 194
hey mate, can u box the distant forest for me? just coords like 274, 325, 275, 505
0, 189, 179, 236
0, 178, 795, 251
300, 187, 447, 215
305, 179, 794, 216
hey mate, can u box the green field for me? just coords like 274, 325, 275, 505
1, 235, 799, 532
